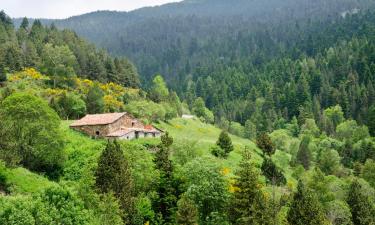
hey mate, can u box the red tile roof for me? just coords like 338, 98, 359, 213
70, 112, 126, 127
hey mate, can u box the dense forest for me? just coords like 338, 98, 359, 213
24, 0, 375, 135
1, 11, 140, 88
0, 0, 375, 224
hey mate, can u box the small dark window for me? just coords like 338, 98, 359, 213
96, 131, 100, 136
132, 122, 135, 127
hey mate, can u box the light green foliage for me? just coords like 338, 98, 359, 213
336, 120, 369, 143
183, 157, 230, 223
323, 105, 345, 134
326, 200, 353, 225
97, 193, 124, 225
86, 83, 104, 114
317, 149, 341, 175
121, 142, 159, 194
171, 140, 202, 166
192, 97, 215, 123
229, 122, 245, 138
361, 159, 375, 188
133, 195, 155, 225
300, 118, 320, 137
0, 186, 93, 225
244, 120, 257, 140
0, 92, 65, 178
149, 75, 169, 103
124, 100, 166, 122
41, 43, 77, 87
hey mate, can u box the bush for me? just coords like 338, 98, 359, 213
0, 92, 65, 179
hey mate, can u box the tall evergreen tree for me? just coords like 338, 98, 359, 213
287, 181, 328, 225
230, 150, 272, 225
347, 180, 375, 225
95, 140, 134, 223
154, 132, 178, 224
296, 135, 312, 170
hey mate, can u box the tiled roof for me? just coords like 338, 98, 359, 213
70, 112, 126, 127
106, 129, 134, 137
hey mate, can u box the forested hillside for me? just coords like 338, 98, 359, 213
1, 11, 139, 88
1, 0, 375, 224
24, 0, 375, 136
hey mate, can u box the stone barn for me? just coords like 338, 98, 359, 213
70, 112, 163, 140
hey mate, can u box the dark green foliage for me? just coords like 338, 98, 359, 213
347, 180, 375, 225
0, 69, 6, 82
296, 136, 312, 170
52, 92, 86, 119
216, 131, 234, 157
287, 181, 328, 225
0, 92, 65, 179
154, 132, 178, 224
36, 1, 375, 133
86, 83, 104, 114
369, 105, 375, 136
261, 158, 286, 186
176, 195, 199, 225
230, 151, 272, 225
0, 11, 140, 88
210, 145, 226, 158
95, 140, 134, 223
256, 133, 276, 156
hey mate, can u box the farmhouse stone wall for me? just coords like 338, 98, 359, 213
72, 114, 144, 138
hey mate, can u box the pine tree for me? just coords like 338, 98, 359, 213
368, 105, 375, 136
287, 181, 328, 225
261, 157, 286, 186
347, 180, 375, 225
256, 133, 275, 156
176, 195, 199, 225
216, 131, 234, 157
296, 135, 312, 170
95, 140, 134, 223
154, 132, 178, 224
230, 150, 272, 225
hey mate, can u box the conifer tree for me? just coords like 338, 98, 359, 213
296, 135, 312, 170
287, 180, 328, 225
347, 180, 375, 225
95, 140, 134, 223
216, 131, 234, 157
368, 105, 375, 136
154, 132, 178, 224
256, 133, 275, 156
176, 195, 199, 225
230, 151, 272, 225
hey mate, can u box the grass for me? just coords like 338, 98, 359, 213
156, 118, 264, 169
4, 167, 57, 194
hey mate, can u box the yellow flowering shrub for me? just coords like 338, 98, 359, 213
103, 95, 124, 112
8, 68, 48, 82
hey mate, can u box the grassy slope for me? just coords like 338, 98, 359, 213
156, 118, 263, 169
4, 118, 291, 196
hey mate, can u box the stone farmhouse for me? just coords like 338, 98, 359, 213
70, 112, 163, 140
